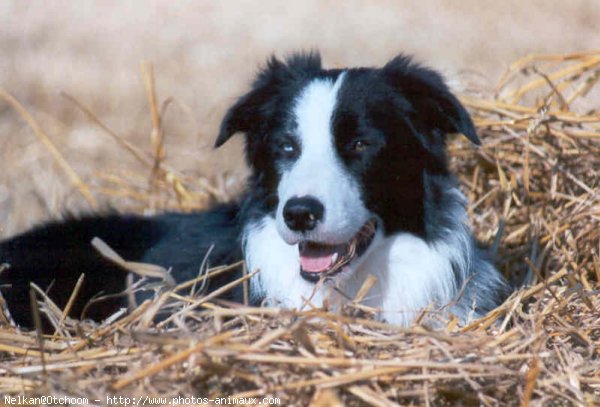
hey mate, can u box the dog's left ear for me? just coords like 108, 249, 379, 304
383, 55, 480, 145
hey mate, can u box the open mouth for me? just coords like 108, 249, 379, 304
299, 219, 378, 282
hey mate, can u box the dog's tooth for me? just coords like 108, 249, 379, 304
331, 253, 338, 263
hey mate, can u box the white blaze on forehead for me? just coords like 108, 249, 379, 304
276, 72, 371, 244
294, 73, 346, 151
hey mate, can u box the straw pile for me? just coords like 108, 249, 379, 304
1, 51, 599, 406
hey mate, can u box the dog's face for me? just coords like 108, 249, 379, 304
216, 52, 478, 283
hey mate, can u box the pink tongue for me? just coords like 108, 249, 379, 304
300, 254, 335, 273
299, 242, 345, 273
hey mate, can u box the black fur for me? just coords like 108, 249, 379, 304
0, 205, 242, 328
0, 51, 509, 329
220, 53, 479, 239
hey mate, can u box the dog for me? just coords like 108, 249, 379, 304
0, 52, 509, 329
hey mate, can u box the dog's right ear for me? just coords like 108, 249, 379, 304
215, 51, 322, 148
215, 91, 257, 148
215, 85, 270, 148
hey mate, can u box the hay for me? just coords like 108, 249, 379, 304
1, 51, 599, 406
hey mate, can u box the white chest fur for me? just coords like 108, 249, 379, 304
243, 216, 468, 326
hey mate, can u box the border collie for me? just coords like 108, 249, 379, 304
0, 52, 509, 329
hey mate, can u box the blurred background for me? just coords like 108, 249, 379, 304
1, 0, 599, 236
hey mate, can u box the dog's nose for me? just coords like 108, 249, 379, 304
283, 196, 324, 232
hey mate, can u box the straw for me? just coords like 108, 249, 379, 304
0, 50, 598, 405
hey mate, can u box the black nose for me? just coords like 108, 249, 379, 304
283, 196, 324, 232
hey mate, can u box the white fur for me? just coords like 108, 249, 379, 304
243, 188, 477, 326
276, 73, 371, 245
243, 75, 483, 326
244, 216, 327, 309
345, 230, 469, 326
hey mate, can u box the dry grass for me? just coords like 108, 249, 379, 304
1, 51, 599, 406
3, 0, 600, 237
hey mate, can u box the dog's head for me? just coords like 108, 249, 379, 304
216, 52, 478, 282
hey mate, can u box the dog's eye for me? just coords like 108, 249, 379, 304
282, 142, 296, 153
352, 139, 369, 152
277, 137, 298, 156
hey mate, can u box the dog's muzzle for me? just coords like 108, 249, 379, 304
298, 219, 378, 282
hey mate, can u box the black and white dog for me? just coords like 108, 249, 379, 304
0, 52, 509, 329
